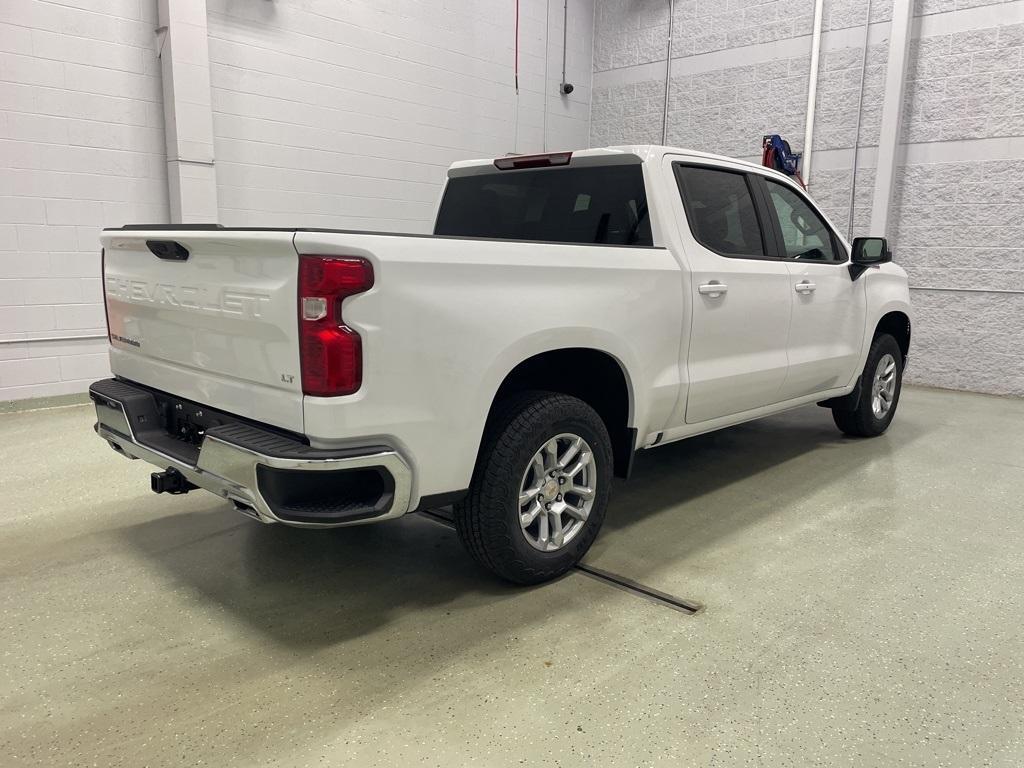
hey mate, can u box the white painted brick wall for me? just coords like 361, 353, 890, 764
2, 0, 595, 400
206, 0, 594, 232
903, 22, 1024, 144
0, 0, 168, 401
592, 0, 1024, 397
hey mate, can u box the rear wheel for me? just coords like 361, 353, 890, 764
454, 391, 613, 584
833, 333, 903, 437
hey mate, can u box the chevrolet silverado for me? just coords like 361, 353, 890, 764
90, 146, 912, 584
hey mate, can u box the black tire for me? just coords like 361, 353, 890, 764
832, 333, 904, 437
453, 391, 613, 585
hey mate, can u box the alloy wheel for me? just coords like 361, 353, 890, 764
518, 433, 596, 552
871, 353, 897, 419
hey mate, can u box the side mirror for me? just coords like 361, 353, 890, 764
849, 237, 892, 279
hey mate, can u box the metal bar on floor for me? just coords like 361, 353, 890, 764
417, 509, 702, 615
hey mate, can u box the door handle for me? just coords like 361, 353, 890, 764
698, 281, 728, 298
794, 281, 816, 294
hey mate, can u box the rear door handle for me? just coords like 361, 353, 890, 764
698, 281, 728, 297
795, 281, 816, 293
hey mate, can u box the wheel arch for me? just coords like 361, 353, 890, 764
819, 308, 911, 414
874, 310, 911, 362
484, 347, 637, 479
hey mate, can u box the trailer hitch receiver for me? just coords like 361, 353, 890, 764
151, 468, 198, 495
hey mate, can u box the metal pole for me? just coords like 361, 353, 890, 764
801, 0, 824, 186
845, 0, 872, 239
661, 0, 674, 145
543, 0, 551, 150
561, 0, 568, 88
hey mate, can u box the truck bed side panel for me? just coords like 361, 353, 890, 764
294, 232, 684, 505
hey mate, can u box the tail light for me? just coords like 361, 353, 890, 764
298, 255, 374, 397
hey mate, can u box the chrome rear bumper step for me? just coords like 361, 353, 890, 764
89, 378, 413, 528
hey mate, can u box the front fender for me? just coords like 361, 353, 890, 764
857, 263, 913, 371
865, 264, 913, 322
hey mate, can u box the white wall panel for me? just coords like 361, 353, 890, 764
1, 0, 595, 400
206, 0, 594, 231
0, 0, 167, 401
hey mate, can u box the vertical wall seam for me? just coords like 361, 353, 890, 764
869, 0, 915, 235
158, 0, 219, 223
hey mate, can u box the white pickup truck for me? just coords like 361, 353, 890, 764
91, 145, 911, 583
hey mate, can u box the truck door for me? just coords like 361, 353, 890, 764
670, 162, 793, 424
754, 177, 868, 399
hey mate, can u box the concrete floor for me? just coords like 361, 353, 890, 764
1, 387, 1022, 767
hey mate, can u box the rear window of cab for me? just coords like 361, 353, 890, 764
434, 164, 652, 246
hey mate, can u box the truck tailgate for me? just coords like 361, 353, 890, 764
99, 229, 304, 433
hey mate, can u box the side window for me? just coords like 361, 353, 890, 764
674, 165, 765, 258
764, 180, 840, 262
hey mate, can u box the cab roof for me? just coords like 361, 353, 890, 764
447, 145, 790, 182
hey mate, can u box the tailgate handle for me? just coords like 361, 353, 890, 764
146, 240, 189, 261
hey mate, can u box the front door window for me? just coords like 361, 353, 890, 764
764, 180, 839, 262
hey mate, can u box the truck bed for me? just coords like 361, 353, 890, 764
100, 225, 683, 502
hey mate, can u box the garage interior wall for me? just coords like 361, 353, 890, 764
2, 0, 1021, 401
0, 1, 168, 400
0, 0, 594, 400
592, 0, 1024, 397
206, 0, 593, 230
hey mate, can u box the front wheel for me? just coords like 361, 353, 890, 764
833, 333, 904, 437
453, 391, 613, 584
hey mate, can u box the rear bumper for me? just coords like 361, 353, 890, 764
89, 378, 412, 528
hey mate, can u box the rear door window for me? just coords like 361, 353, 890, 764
673, 164, 767, 258
434, 164, 652, 246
